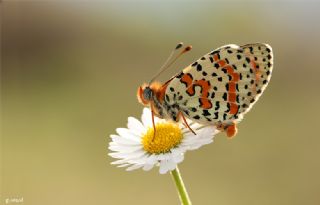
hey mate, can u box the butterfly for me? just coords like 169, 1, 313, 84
137, 43, 273, 138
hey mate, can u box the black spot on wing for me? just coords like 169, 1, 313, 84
242, 104, 248, 108
222, 93, 227, 101
223, 113, 227, 120
221, 68, 227, 74
165, 94, 170, 102
215, 101, 220, 110
232, 65, 237, 70
176, 72, 184, 79
210, 50, 219, 55
226, 103, 230, 112
236, 95, 240, 103
203, 110, 211, 116
213, 112, 219, 119
267, 62, 272, 67
266, 47, 271, 53
193, 115, 200, 120
197, 64, 202, 71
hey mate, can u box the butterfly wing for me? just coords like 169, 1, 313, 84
164, 43, 273, 125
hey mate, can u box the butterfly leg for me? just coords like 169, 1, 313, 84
150, 104, 156, 141
179, 112, 196, 135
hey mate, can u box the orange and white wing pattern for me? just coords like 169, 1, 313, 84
164, 43, 273, 125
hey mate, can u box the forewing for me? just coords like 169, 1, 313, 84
164, 43, 273, 124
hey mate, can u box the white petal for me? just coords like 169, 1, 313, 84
126, 164, 144, 171
116, 128, 140, 142
181, 124, 208, 135
142, 163, 154, 171
190, 122, 204, 130
111, 159, 128, 165
154, 153, 167, 161
167, 160, 177, 171
127, 153, 150, 164
141, 108, 153, 127
141, 108, 163, 127
111, 153, 148, 165
197, 126, 215, 139
145, 154, 158, 164
110, 135, 140, 145
109, 149, 145, 160
172, 153, 184, 163
159, 160, 177, 174
117, 163, 130, 168
127, 117, 145, 136
159, 160, 170, 174
109, 144, 142, 153
109, 141, 141, 149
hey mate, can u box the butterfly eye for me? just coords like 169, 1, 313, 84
143, 87, 153, 101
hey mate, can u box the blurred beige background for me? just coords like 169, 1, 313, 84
2, 1, 320, 205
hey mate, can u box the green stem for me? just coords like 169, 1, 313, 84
171, 166, 192, 205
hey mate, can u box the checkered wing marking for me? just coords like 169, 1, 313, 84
164, 43, 273, 125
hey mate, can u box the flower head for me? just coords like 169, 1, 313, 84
108, 108, 219, 174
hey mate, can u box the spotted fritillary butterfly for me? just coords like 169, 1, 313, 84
137, 43, 273, 137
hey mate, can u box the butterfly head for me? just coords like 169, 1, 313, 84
137, 82, 163, 106
137, 84, 153, 105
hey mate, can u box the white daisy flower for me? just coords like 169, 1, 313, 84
108, 108, 219, 174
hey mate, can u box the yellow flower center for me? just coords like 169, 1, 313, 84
142, 122, 183, 154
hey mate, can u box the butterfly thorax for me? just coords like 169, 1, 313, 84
137, 82, 180, 122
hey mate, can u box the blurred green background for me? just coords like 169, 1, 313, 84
2, 1, 320, 205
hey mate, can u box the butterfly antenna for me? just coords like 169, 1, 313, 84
149, 42, 192, 83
